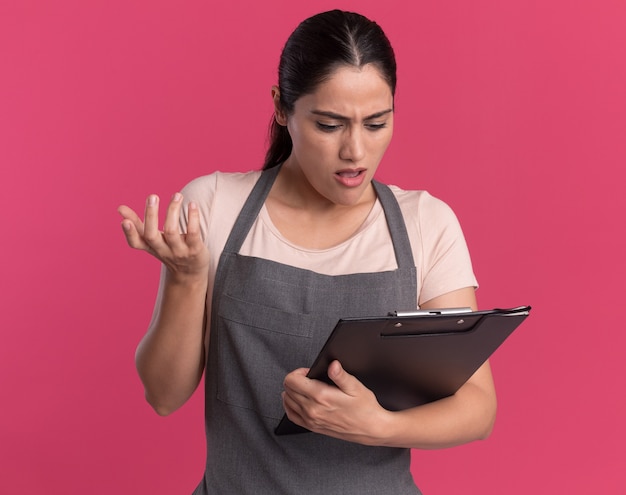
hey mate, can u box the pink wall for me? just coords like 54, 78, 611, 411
1, 1, 624, 493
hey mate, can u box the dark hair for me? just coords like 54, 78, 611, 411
263, 10, 397, 170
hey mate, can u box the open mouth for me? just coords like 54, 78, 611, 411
334, 169, 367, 187
336, 169, 365, 178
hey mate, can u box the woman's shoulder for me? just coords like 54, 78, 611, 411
181, 169, 262, 197
178, 169, 262, 231
178, 170, 263, 247
386, 184, 459, 226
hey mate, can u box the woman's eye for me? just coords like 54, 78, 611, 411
316, 122, 341, 132
365, 122, 387, 131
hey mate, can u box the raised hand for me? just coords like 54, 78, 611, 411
118, 193, 210, 282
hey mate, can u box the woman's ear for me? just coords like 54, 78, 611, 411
271, 86, 287, 126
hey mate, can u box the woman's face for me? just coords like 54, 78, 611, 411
279, 63, 394, 207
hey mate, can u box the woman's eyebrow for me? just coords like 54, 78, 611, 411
310, 109, 393, 121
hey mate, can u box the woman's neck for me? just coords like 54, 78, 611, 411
265, 163, 377, 249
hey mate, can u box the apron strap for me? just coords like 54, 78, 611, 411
372, 180, 416, 269
222, 165, 281, 254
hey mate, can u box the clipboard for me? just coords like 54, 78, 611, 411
275, 305, 531, 435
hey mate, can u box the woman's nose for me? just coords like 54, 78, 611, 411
339, 128, 365, 162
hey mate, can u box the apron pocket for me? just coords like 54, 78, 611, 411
216, 294, 313, 419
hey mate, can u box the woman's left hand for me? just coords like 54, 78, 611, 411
282, 361, 388, 445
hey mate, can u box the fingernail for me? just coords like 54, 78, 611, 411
148, 195, 157, 206
173, 192, 182, 202
122, 221, 131, 232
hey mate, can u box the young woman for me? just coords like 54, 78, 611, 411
119, 10, 496, 494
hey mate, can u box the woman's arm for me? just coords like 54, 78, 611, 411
118, 193, 210, 415
282, 287, 498, 449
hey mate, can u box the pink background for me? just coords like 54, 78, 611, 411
1, 0, 624, 493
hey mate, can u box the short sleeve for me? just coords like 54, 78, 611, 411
393, 189, 477, 306
177, 174, 218, 244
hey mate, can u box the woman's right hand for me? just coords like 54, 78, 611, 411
118, 192, 210, 282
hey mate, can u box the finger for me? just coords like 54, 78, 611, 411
142, 194, 163, 247
327, 361, 361, 397
118, 205, 150, 250
283, 382, 312, 404
161, 192, 190, 254
117, 205, 145, 235
282, 385, 336, 434
118, 218, 145, 249
282, 391, 306, 425
286, 367, 310, 378
283, 368, 313, 395
282, 389, 305, 413
185, 201, 203, 246
162, 192, 183, 237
